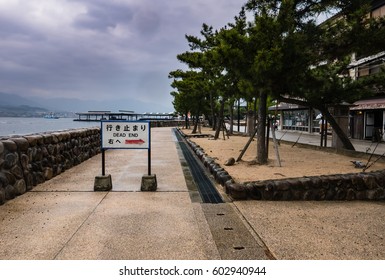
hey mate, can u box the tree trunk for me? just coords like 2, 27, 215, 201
185, 111, 189, 129
192, 113, 200, 134
214, 99, 225, 140
266, 117, 270, 158
246, 110, 255, 137
210, 92, 216, 131
254, 98, 258, 129
320, 107, 355, 151
237, 99, 241, 132
229, 101, 234, 135
257, 91, 268, 164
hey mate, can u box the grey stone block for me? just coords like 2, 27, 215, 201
94, 174, 112, 191
141, 174, 157, 191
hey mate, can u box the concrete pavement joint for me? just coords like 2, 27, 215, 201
201, 203, 269, 260
53, 191, 109, 260
230, 202, 277, 260
174, 128, 270, 259
30, 190, 100, 193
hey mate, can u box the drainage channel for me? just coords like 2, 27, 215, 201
173, 128, 223, 204
173, 128, 272, 259
201, 203, 270, 260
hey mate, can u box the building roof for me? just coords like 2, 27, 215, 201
351, 97, 385, 110
348, 51, 385, 68
268, 102, 308, 111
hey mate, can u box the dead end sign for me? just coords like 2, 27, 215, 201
95, 121, 156, 192
101, 121, 150, 149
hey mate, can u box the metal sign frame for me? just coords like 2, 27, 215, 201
100, 120, 152, 176
101, 120, 150, 149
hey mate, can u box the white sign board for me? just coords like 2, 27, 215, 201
101, 121, 150, 149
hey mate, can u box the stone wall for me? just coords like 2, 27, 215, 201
180, 130, 385, 201
149, 120, 187, 128
225, 171, 385, 201
0, 128, 100, 205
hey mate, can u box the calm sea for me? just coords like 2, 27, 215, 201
0, 117, 99, 138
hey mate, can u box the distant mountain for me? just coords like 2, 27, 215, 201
0, 92, 173, 116
32, 97, 143, 113
24, 96, 173, 114
0, 92, 64, 117
0, 104, 49, 117
33, 97, 95, 113
0, 92, 42, 108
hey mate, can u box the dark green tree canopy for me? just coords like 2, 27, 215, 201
170, 0, 385, 153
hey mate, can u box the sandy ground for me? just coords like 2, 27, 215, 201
182, 127, 385, 183
182, 127, 385, 260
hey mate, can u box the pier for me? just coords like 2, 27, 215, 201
74, 110, 175, 122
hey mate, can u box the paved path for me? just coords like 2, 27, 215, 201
0, 127, 384, 260
231, 124, 385, 155
0, 127, 267, 260
274, 130, 385, 155
0, 128, 217, 259
236, 129, 385, 259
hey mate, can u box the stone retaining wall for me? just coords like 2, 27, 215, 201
149, 120, 186, 127
0, 128, 100, 205
226, 171, 385, 201
179, 129, 385, 201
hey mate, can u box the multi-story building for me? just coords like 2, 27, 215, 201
348, 0, 385, 140
273, 0, 385, 142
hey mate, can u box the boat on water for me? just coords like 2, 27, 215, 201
44, 113, 60, 119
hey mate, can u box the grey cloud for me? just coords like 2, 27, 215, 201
0, 13, 44, 42
0, 0, 245, 112
0, 18, 27, 38
132, 7, 161, 37
73, 1, 135, 31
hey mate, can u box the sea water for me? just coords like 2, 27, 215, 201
0, 117, 99, 137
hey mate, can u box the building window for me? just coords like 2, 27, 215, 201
372, 6, 385, 18
358, 66, 370, 77
282, 110, 309, 131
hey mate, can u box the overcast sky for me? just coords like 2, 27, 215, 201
0, 0, 247, 112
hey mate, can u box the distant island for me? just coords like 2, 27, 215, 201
0, 105, 75, 118
0, 105, 48, 117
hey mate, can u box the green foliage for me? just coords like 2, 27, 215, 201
170, 0, 385, 150
169, 70, 210, 116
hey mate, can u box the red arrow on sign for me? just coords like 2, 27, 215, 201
125, 139, 145, 145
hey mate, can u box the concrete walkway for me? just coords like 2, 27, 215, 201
0, 127, 267, 260
274, 129, 385, 155
236, 129, 385, 259
0, 127, 218, 259
0, 127, 384, 260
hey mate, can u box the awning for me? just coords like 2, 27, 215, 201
348, 51, 385, 68
351, 98, 385, 110
268, 102, 308, 111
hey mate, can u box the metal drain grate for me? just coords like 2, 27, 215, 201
174, 129, 223, 204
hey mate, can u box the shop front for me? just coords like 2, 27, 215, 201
350, 97, 385, 141
269, 103, 320, 133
